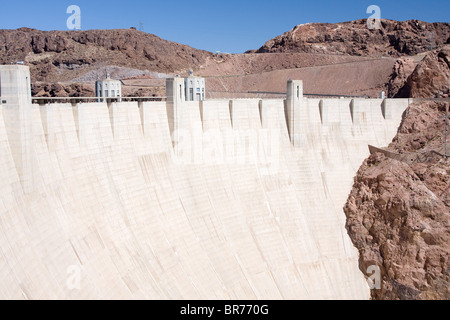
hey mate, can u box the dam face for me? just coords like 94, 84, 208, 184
0, 66, 409, 299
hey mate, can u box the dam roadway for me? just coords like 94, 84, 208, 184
0, 65, 409, 299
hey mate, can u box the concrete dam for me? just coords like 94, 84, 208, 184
0, 65, 409, 299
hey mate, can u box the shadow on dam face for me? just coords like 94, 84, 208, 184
0, 66, 410, 299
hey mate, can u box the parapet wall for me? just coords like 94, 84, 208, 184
32, 97, 409, 148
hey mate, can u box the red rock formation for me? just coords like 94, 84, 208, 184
0, 28, 213, 82
255, 20, 450, 57
387, 57, 417, 97
345, 101, 450, 300
397, 47, 450, 98
2, 20, 448, 98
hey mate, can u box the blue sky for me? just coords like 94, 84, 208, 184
0, 0, 448, 53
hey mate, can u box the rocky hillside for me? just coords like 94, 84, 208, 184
386, 57, 418, 97
345, 100, 449, 300
1, 19, 449, 98
0, 28, 213, 82
254, 19, 450, 57
387, 46, 450, 98
345, 33, 449, 300
394, 47, 450, 98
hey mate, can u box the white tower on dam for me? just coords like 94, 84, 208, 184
0, 65, 410, 299
0, 65, 35, 193
0, 65, 32, 105
95, 74, 122, 102
184, 70, 205, 101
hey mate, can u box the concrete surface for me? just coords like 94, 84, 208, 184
0, 66, 409, 299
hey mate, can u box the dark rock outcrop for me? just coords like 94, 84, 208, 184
396, 47, 450, 98
31, 82, 94, 97
387, 57, 417, 97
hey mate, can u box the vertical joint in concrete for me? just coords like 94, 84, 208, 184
138, 101, 145, 135
72, 103, 84, 145
350, 99, 360, 124
108, 102, 117, 138
229, 100, 233, 128
258, 100, 263, 127
319, 100, 329, 124
381, 99, 392, 120
166, 77, 185, 147
285, 79, 303, 146
39, 104, 55, 150
199, 100, 204, 129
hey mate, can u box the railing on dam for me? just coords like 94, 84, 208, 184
208, 90, 370, 100
248, 91, 369, 98
31, 96, 167, 105
31, 95, 450, 105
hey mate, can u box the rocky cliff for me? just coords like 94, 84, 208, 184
254, 20, 450, 57
386, 57, 417, 97
345, 101, 449, 300
395, 47, 450, 98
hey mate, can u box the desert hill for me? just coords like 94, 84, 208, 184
0, 28, 213, 82
0, 19, 449, 98
253, 19, 450, 57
